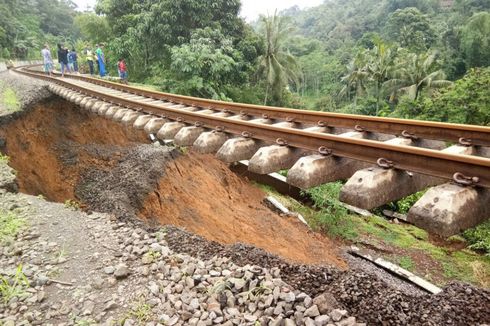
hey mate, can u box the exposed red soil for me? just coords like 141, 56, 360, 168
140, 152, 347, 268
0, 98, 147, 202
1, 98, 346, 268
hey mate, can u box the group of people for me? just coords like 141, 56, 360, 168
40, 43, 128, 83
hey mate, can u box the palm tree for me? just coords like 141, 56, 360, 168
384, 51, 453, 101
257, 12, 301, 106
339, 51, 369, 106
365, 39, 395, 115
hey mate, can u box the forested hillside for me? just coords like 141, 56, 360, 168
0, 0, 488, 125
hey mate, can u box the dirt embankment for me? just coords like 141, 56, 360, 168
0, 97, 345, 267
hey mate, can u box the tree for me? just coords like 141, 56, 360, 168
169, 28, 244, 100
385, 7, 435, 51
257, 13, 301, 106
339, 51, 369, 106
384, 51, 452, 100
461, 12, 490, 69
365, 39, 396, 115
74, 13, 111, 44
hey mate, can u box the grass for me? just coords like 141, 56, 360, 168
0, 153, 9, 163
125, 296, 153, 323
64, 199, 81, 211
0, 264, 30, 303
463, 220, 490, 255
2, 87, 20, 112
0, 210, 25, 244
256, 181, 490, 288
398, 256, 415, 271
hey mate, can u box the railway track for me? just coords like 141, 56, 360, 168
12, 65, 490, 236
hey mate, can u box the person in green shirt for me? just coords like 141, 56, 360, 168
95, 44, 106, 77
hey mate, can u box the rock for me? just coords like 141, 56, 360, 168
304, 305, 320, 318
114, 263, 130, 279
338, 316, 357, 326
104, 266, 115, 274
103, 301, 118, 311
244, 313, 257, 322
329, 309, 348, 322
314, 315, 331, 326
313, 293, 338, 314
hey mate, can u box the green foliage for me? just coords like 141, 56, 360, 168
410, 67, 489, 125
257, 13, 301, 106
0, 153, 9, 163
64, 199, 81, 211
463, 220, 490, 255
389, 189, 427, 214
461, 12, 490, 69
74, 13, 111, 44
385, 7, 435, 51
303, 182, 357, 240
0, 210, 25, 244
398, 256, 415, 271
0, 264, 30, 303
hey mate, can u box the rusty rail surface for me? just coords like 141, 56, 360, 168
21, 65, 490, 147
14, 66, 490, 188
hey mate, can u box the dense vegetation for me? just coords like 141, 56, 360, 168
0, 0, 489, 124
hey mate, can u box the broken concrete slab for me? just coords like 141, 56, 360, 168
248, 145, 303, 175
112, 109, 132, 122
174, 126, 205, 146
216, 137, 262, 163
193, 131, 229, 154
408, 184, 490, 237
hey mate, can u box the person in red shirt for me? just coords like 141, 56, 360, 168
117, 58, 128, 84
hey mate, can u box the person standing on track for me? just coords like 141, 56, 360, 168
85, 47, 95, 75
117, 58, 128, 84
41, 44, 53, 76
95, 44, 106, 77
57, 44, 70, 77
68, 48, 79, 73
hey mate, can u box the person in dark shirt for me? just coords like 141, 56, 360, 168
57, 44, 70, 77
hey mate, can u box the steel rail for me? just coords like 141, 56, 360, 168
15, 67, 490, 188
21, 65, 490, 146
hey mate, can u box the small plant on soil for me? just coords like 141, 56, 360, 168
0, 153, 9, 163
64, 199, 81, 211
142, 249, 161, 263
463, 220, 490, 255
125, 296, 153, 323
398, 256, 415, 271
207, 279, 231, 295
70, 316, 96, 326
0, 264, 30, 303
246, 285, 272, 300
302, 182, 357, 240
0, 210, 25, 244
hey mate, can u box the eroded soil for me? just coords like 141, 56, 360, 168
0, 97, 345, 267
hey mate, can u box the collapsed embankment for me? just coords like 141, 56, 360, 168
0, 96, 345, 267
0, 74, 489, 324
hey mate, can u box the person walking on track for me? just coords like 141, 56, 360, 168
41, 44, 53, 76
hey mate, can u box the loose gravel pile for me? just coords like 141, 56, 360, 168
0, 71, 50, 117
165, 227, 490, 325
0, 189, 362, 326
